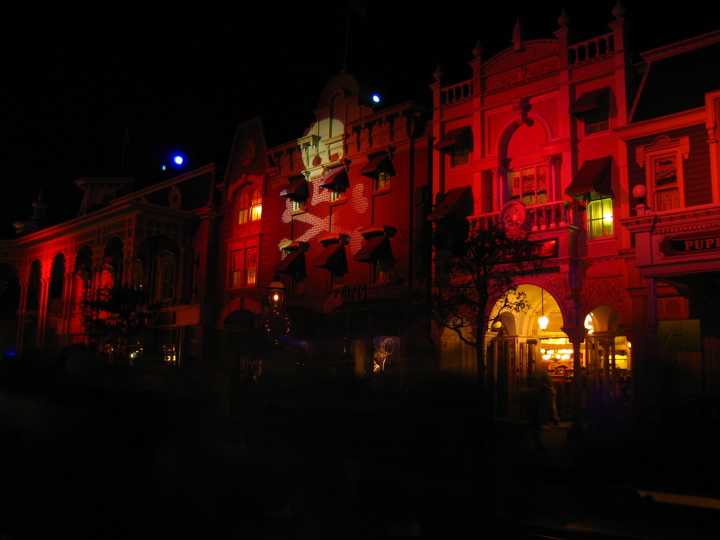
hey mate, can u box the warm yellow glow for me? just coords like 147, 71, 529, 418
603, 212, 613, 223
584, 313, 594, 334
273, 293, 279, 302
538, 315, 549, 330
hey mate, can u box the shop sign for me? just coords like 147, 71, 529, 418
342, 283, 367, 303
533, 239, 558, 259
662, 231, 720, 255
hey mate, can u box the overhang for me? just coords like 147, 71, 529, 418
565, 157, 613, 197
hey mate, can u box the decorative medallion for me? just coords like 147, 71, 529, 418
500, 201, 527, 231
240, 140, 257, 166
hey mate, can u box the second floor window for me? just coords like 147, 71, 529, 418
237, 188, 262, 225
587, 195, 614, 239
450, 146, 469, 167
651, 153, 680, 211
230, 247, 258, 288
508, 164, 547, 205
376, 171, 392, 191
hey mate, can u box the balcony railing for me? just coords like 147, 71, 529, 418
469, 201, 575, 231
439, 81, 474, 105
568, 33, 615, 65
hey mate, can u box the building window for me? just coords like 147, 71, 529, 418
435, 126, 473, 168
637, 136, 689, 212
237, 188, 262, 225
569, 87, 610, 136
508, 164, 547, 205
371, 259, 392, 285
651, 153, 680, 211
230, 247, 258, 288
376, 170, 392, 191
587, 195, 614, 239
290, 275, 304, 294
157, 251, 176, 301
583, 110, 609, 135
450, 146, 469, 167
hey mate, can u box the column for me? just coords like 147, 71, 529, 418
562, 325, 588, 438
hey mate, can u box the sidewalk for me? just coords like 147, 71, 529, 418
500, 420, 720, 539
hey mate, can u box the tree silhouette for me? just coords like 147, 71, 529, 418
81, 286, 158, 363
431, 216, 544, 394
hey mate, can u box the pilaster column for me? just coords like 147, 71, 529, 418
562, 325, 588, 437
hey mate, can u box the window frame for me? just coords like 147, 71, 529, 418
507, 164, 547, 206
582, 110, 609, 135
649, 151, 682, 212
587, 194, 614, 239
229, 246, 259, 289
237, 187, 262, 225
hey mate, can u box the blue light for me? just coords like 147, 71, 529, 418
372, 94, 381, 104
173, 155, 184, 166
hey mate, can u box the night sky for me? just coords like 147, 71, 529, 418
4, 1, 717, 238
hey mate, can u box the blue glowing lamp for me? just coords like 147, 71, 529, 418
371, 94, 381, 104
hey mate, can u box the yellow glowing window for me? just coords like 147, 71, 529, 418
238, 188, 262, 225
587, 196, 614, 238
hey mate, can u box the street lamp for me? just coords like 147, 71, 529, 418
268, 275, 284, 308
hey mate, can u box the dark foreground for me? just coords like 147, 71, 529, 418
1, 355, 719, 539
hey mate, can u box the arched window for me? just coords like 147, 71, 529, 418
237, 187, 262, 225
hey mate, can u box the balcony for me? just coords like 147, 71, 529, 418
469, 201, 576, 231
568, 33, 615, 66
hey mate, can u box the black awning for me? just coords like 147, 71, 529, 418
360, 155, 396, 179
565, 157, 613, 197
354, 235, 392, 263
313, 242, 347, 272
280, 177, 309, 201
318, 167, 349, 190
274, 249, 305, 275
428, 186, 474, 220
435, 126, 473, 153
569, 87, 610, 118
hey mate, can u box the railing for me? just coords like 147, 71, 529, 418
439, 81, 474, 105
568, 33, 615, 65
469, 201, 575, 232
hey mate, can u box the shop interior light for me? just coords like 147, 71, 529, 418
538, 289, 549, 330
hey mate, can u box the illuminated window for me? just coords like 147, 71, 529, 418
508, 164, 547, 205
230, 247, 258, 288
587, 195, 614, 239
376, 170, 392, 191
237, 187, 262, 225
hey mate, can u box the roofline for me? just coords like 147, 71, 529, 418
640, 29, 720, 63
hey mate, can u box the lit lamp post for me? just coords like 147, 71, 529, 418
263, 275, 290, 345
268, 277, 284, 308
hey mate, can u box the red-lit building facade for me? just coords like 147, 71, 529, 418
216, 72, 433, 377
0, 166, 221, 363
429, 5, 720, 422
